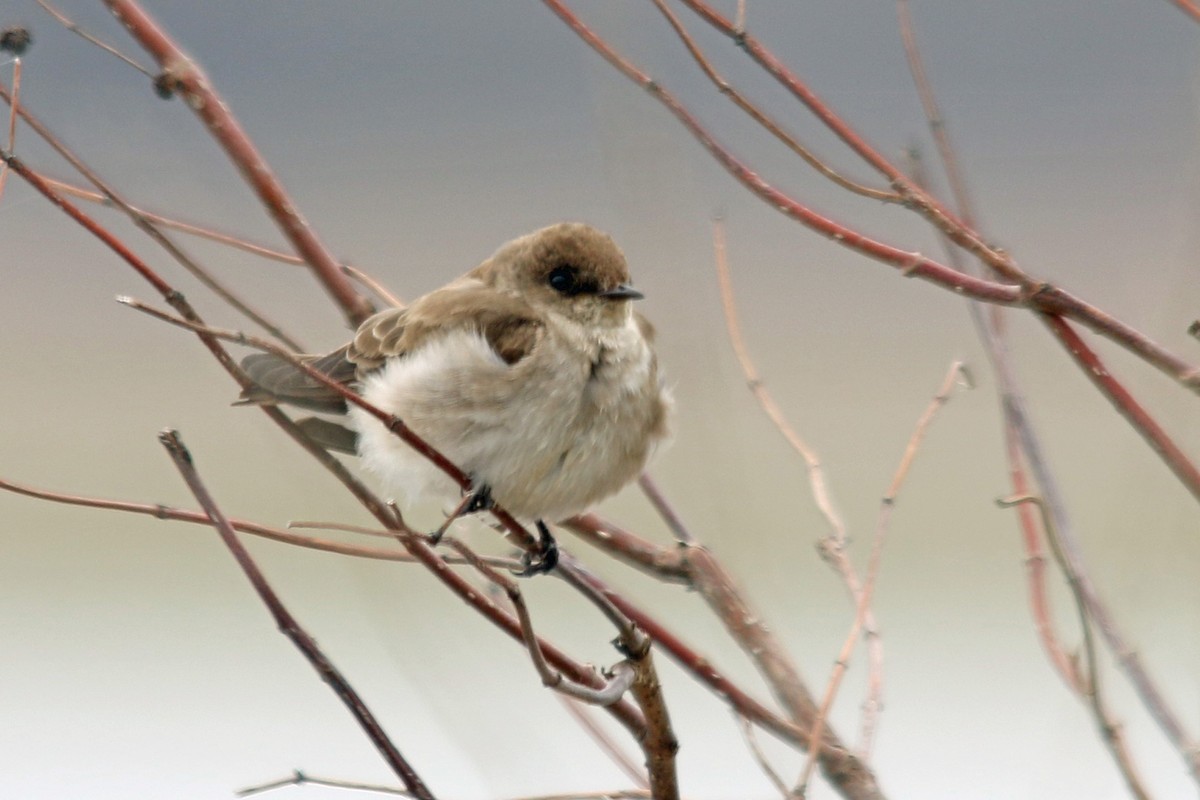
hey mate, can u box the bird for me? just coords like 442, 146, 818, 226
239, 222, 672, 574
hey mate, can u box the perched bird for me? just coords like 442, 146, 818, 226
240, 223, 672, 573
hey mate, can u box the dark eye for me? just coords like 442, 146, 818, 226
548, 264, 580, 295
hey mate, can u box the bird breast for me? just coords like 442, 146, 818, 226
347, 315, 669, 521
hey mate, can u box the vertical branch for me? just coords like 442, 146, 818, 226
158, 430, 436, 800
100, 0, 374, 327
798, 362, 967, 794
998, 496, 1152, 800
713, 219, 885, 753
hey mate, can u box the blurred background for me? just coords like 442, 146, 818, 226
1, 2, 1198, 797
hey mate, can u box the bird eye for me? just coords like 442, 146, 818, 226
547, 264, 580, 295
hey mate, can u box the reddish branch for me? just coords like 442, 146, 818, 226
158, 430, 436, 800
0, 82, 303, 351
4, 155, 651, 741
896, 6, 1199, 785
541, 0, 1200, 400
800, 362, 967, 792
1166, 0, 1200, 24
1042, 314, 1200, 503
99, 0, 374, 327
563, 519, 886, 800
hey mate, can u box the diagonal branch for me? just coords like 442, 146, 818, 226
99, 0, 374, 327
158, 429, 436, 800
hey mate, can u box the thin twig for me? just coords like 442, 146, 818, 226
0, 55, 17, 202
636, 474, 696, 545
997, 496, 1153, 800
798, 362, 968, 794
648, 0, 898, 203
158, 430, 436, 799
736, 715, 794, 799
903, 149, 1079, 690
447, 539, 635, 706
712, 218, 886, 754
35, 0, 154, 76
543, 0, 1200, 396
41, 175, 404, 309
237, 770, 653, 800
101, 0, 374, 326
1041, 313, 1200, 503
557, 696, 651, 789
0, 86, 304, 350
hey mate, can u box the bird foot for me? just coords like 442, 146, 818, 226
515, 520, 559, 576
428, 482, 494, 545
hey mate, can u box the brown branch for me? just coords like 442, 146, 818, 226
544, 1, 1200, 396
556, 696, 650, 789
158, 430, 436, 799
0, 85, 304, 351
625, 640, 681, 800
998, 496, 1153, 800
798, 362, 968, 793
713, 217, 886, 752
35, 0, 153, 76
100, 0, 374, 327
1166, 0, 1200, 24
1042, 314, 1200, 503
647, 0, 898, 203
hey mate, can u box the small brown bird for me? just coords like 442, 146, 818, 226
241, 223, 672, 573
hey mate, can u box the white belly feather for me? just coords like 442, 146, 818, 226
347, 318, 668, 521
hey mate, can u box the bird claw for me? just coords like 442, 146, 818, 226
463, 484, 494, 514
514, 520, 559, 576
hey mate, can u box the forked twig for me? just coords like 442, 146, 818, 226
158, 430, 436, 800
712, 218, 885, 752
0, 86, 304, 351
101, 0, 374, 326
997, 496, 1152, 800
648, 0, 898, 203
798, 362, 969, 793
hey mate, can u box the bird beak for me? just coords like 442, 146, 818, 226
598, 283, 644, 301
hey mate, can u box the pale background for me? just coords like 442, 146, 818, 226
1, 2, 1198, 798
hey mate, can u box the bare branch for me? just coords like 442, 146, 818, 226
648, 0, 898, 203
998, 496, 1153, 800
0, 88, 304, 350
100, 0, 374, 326
158, 430, 436, 799
35, 0, 153, 76
1041, 314, 1200, 503
798, 362, 969, 793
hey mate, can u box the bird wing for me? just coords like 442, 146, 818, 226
239, 282, 544, 414
239, 346, 357, 413
349, 283, 545, 370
